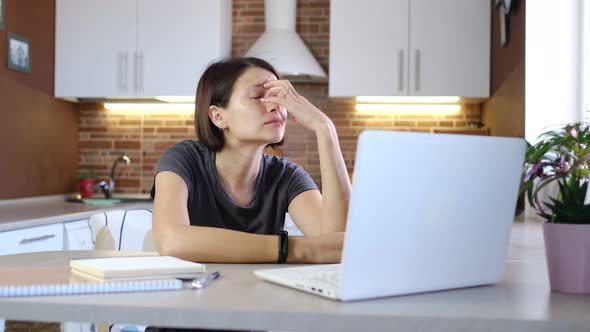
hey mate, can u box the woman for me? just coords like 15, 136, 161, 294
151, 57, 351, 266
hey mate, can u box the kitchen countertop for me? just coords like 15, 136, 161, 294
0, 195, 153, 232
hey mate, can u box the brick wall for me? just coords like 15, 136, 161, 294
78, 0, 481, 194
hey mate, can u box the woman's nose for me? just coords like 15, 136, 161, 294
265, 101, 279, 112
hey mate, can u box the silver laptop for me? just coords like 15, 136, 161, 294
255, 130, 526, 301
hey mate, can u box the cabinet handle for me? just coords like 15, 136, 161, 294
134, 52, 140, 94
19, 234, 56, 245
398, 49, 404, 91
414, 49, 420, 92
122, 52, 129, 92
139, 52, 144, 93
118, 52, 124, 92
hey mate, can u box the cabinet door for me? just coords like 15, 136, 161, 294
0, 223, 63, 255
329, 0, 409, 97
137, 0, 232, 97
55, 0, 136, 98
409, 0, 490, 97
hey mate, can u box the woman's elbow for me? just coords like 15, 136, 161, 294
153, 224, 185, 257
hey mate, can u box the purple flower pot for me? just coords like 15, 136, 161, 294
543, 223, 590, 294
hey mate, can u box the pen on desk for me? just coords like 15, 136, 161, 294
190, 271, 221, 289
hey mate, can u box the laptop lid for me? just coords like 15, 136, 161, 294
339, 130, 526, 301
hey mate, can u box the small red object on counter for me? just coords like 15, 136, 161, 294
78, 178, 95, 198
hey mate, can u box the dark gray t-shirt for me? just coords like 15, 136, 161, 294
151, 140, 318, 235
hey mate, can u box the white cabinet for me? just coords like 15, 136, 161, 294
63, 220, 93, 250
0, 223, 64, 332
55, 0, 231, 99
329, 0, 490, 98
0, 223, 63, 255
330, 0, 409, 97
136, 0, 231, 97
408, 0, 490, 97
55, 0, 135, 98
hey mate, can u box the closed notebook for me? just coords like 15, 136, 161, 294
70, 256, 206, 281
0, 267, 183, 297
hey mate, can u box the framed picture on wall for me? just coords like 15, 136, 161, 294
7, 33, 31, 73
0, 0, 4, 31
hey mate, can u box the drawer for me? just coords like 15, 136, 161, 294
64, 219, 93, 250
0, 223, 64, 255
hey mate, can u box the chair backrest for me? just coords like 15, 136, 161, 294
88, 209, 155, 252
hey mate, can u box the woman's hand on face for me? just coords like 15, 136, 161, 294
261, 79, 331, 132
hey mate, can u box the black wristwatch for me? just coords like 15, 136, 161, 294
277, 230, 289, 264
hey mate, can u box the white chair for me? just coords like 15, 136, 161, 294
88, 209, 155, 252
85, 209, 154, 332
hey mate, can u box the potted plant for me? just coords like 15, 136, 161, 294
76, 168, 97, 199
520, 122, 590, 294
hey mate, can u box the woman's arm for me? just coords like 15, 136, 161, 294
152, 171, 343, 263
262, 80, 352, 233
314, 120, 352, 233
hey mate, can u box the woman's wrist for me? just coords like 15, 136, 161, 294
286, 236, 307, 263
312, 115, 336, 137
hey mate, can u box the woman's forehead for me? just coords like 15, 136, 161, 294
236, 67, 277, 90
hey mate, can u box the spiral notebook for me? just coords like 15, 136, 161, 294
0, 267, 183, 298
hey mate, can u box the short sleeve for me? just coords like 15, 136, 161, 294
150, 143, 195, 199
286, 164, 319, 206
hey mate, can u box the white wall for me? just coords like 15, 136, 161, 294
583, 0, 590, 121
525, 0, 583, 144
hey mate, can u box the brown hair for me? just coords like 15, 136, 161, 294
195, 57, 284, 151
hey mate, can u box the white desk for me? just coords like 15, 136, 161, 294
0, 221, 588, 331
0, 253, 588, 331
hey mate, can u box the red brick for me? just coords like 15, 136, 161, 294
115, 141, 141, 149
238, 9, 263, 16
154, 141, 180, 150
237, 24, 264, 34
157, 127, 189, 133
119, 120, 141, 126
417, 121, 438, 127
366, 121, 393, 127
394, 120, 416, 127
79, 141, 112, 149
80, 126, 107, 132
444, 114, 465, 120
144, 120, 164, 126
115, 179, 140, 187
